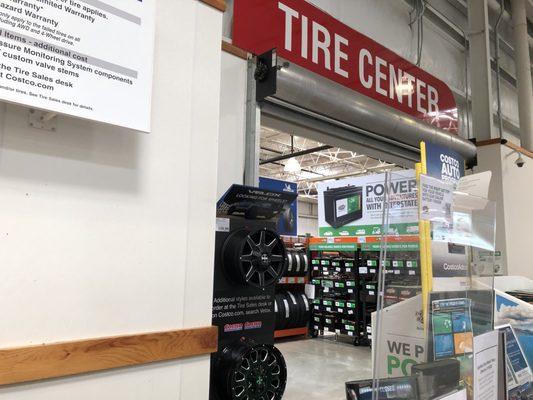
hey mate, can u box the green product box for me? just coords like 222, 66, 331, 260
323, 299, 334, 306
347, 280, 356, 287
406, 260, 418, 268
312, 259, 320, 265
334, 281, 345, 288
321, 260, 331, 266
322, 280, 334, 288
367, 260, 378, 267
335, 300, 346, 308
312, 279, 321, 285
392, 260, 404, 268
347, 302, 357, 309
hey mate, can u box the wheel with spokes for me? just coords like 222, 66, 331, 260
222, 228, 287, 289
216, 339, 287, 400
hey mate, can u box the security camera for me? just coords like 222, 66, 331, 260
515, 154, 526, 168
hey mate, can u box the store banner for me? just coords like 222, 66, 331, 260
0, 1, 155, 131
371, 295, 426, 378
259, 177, 298, 236
424, 142, 465, 185
233, 0, 458, 132
317, 170, 418, 237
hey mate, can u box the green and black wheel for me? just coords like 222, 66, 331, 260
216, 339, 287, 400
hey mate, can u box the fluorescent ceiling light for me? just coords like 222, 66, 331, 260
284, 157, 301, 173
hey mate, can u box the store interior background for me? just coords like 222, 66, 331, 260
0, 0, 531, 399
219, 0, 533, 279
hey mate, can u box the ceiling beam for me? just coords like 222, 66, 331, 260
259, 145, 334, 165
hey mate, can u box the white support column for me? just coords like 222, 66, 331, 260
467, 0, 494, 141
244, 58, 261, 187
511, 0, 533, 150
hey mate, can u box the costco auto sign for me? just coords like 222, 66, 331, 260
234, 0, 458, 133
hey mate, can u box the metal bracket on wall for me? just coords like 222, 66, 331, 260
28, 109, 57, 132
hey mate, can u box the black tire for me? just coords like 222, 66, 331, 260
295, 292, 310, 327
285, 291, 300, 329
215, 339, 287, 400
294, 252, 301, 275
302, 253, 309, 275
274, 293, 287, 330
285, 252, 294, 276
222, 228, 287, 289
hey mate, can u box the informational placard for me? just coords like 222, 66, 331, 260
473, 330, 499, 400
440, 390, 467, 400
430, 298, 474, 361
420, 174, 454, 223
497, 324, 533, 399
317, 170, 418, 237
0, 0, 155, 131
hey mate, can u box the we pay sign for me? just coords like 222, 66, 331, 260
385, 336, 425, 376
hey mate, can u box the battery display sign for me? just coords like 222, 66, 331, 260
324, 186, 363, 229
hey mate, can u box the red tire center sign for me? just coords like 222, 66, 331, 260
234, 0, 459, 134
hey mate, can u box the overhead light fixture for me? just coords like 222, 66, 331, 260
284, 157, 302, 173
284, 135, 301, 173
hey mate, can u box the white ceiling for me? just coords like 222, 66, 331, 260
260, 126, 404, 198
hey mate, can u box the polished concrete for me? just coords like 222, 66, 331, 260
277, 336, 373, 400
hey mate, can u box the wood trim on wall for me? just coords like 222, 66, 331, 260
476, 138, 533, 159
0, 326, 218, 386
199, 0, 226, 12
476, 139, 502, 147
221, 41, 249, 60
505, 141, 533, 159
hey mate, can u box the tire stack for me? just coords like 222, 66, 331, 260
274, 290, 310, 330
284, 250, 309, 277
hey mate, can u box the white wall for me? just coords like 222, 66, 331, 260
499, 145, 533, 278
476, 144, 509, 275
297, 199, 318, 236
476, 143, 533, 279
0, 1, 222, 399
217, 52, 247, 198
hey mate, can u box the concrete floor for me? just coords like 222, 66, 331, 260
277, 336, 373, 400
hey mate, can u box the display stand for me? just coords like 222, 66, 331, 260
370, 165, 498, 400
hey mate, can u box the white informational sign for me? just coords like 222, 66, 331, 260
440, 389, 467, 400
371, 296, 426, 378
318, 170, 418, 237
473, 330, 499, 400
420, 174, 454, 223
0, 0, 155, 131
456, 172, 492, 199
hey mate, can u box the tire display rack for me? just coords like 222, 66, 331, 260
274, 236, 310, 340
